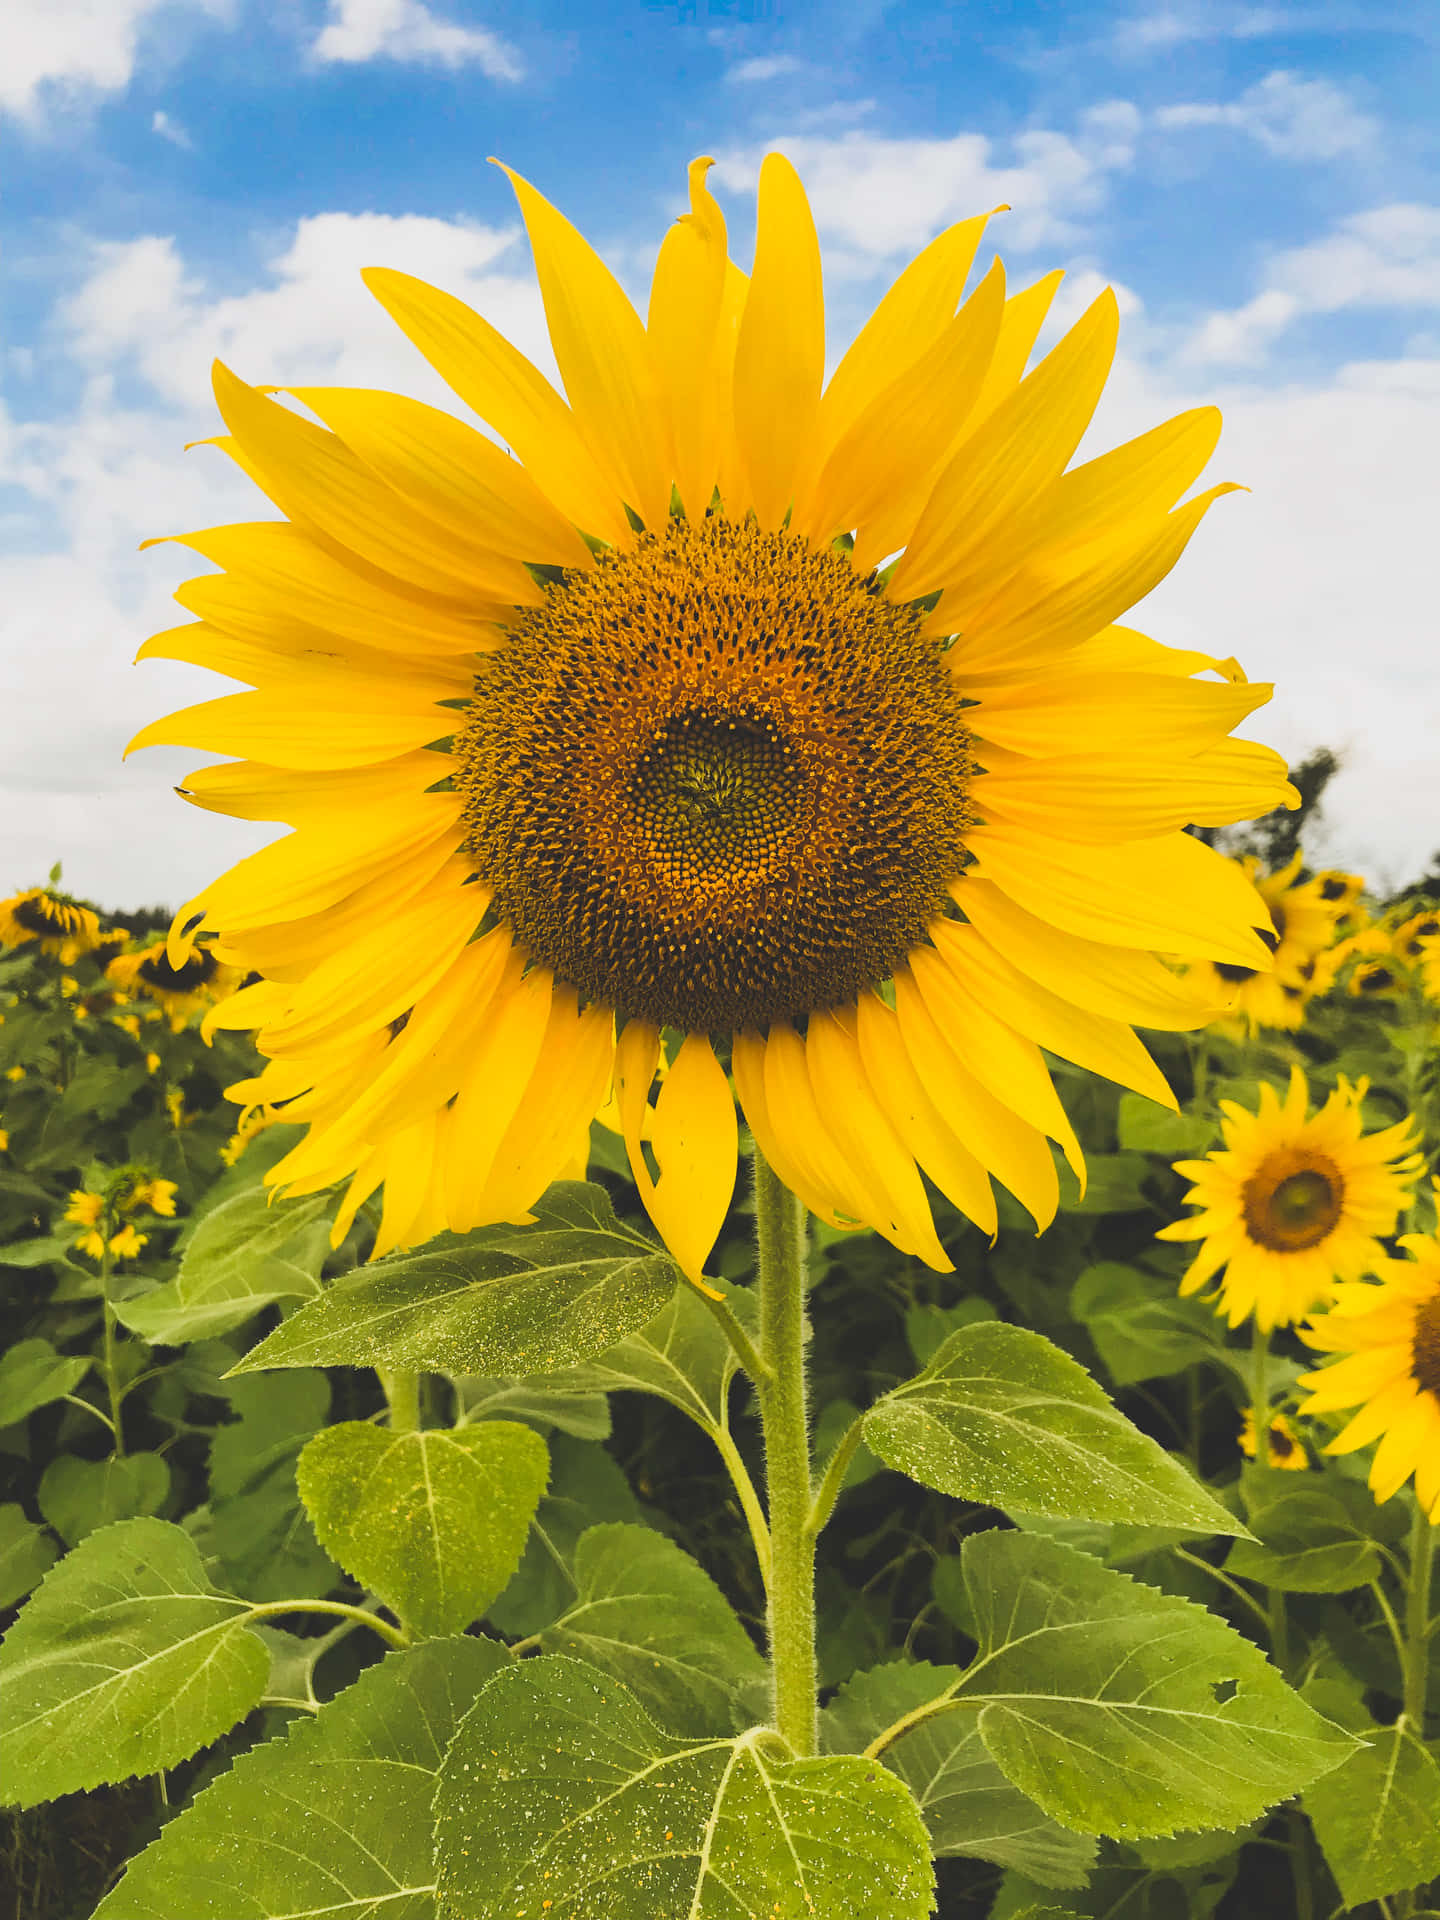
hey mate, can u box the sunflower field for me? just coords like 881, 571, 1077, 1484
4, 157, 1440, 1920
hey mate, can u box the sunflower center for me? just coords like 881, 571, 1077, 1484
138, 949, 217, 993
456, 516, 978, 1031
1242, 1149, 1345, 1252
13, 895, 80, 937
1411, 1292, 1440, 1397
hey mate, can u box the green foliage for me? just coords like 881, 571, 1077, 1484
0, 1501, 58, 1606
297, 1418, 549, 1636
432, 1656, 936, 1918
863, 1321, 1238, 1531
0, 1337, 90, 1423
1303, 1720, 1440, 1907
0, 1517, 269, 1806
233, 1183, 679, 1377
38, 1451, 171, 1544
93, 1635, 507, 1919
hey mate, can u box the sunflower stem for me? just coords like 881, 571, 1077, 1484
752, 1147, 817, 1758
1250, 1317, 1270, 1433
1403, 1502, 1435, 1735
99, 1217, 126, 1460
377, 1367, 421, 1433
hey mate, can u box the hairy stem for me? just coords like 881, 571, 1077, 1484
753, 1148, 817, 1757
377, 1367, 421, 1433
1403, 1503, 1435, 1734
98, 1225, 126, 1459
244, 1597, 410, 1650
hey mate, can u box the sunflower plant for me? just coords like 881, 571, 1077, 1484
8, 156, 1438, 1919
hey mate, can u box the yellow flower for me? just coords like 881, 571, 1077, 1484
5, 1066, 26, 1083
114, 1013, 143, 1038
130, 154, 1295, 1285
64, 1189, 105, 1229
107, 1224, 148, 1260
219, 1104, 280, 1166
75, 1230, 105, 1260
0, 1129, 9, 1153
1238, 1407, 1308, 1470
1157, 1066, 1424, 1331
0, 888, 102, 962
106, 939, 241, 1029
59, 975, 79, 997
1298, 1230, 1440, 1520
165, 1087, 186, 1128
1393, 909, 1440, 965
130, 1176, 178, 1216
1347, 954, 1409, 999
1186, 854, 1353, 1034
144, 1050, 162, 1074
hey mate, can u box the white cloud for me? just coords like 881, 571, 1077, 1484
1155, 70, 1377, 160
1, 0, 227, 119
713, 106, 1143, 258
1112, 6, 1305, 53
310, 0, 523, 77
151, 108, 193, 149
1183, 204, 1440, 364
726, 55, 802, 84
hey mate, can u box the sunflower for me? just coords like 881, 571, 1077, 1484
1157, 1066, 1424, 1331
1298, 1229, 1440, 1519
0, 888, 102, 963
106, 939, 242, 1031
129, 154, 1296, 1283
1186, 854, 1351, 1034
1391, 908, 1440, 965
1238, 1406, 1308, 1470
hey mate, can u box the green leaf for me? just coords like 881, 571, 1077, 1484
940, 1531, 1355, 1839
863, 1322, 1238, 1532
561, 1279, 753, 1430
93, 1635, 506, 1920
538, 1522, 767, 1736
905, 1298, 995, 1370
433, 1656, 935, 1918
1069, 1264, 1237, 1389
0, 1337, 90, 1423
0, 1517, 268, 1806
1226, 1485, 1384, 1592
297, 1419, 549, 1637
454, 1373, 611, 1439
0, 1503, 58, 1608
1056, 1152, 1153, 1215
38, 1452, 171, 1546
822, 1660, 1096, 1889
233, 1182, 678, 1378
486, 1431, 642, 1636
208, 1372, 336, 1602
1116, 1093, 1216, 1157
115, 1184, 331, 1343
0, 1233, 87, 1273
1305, 1721, 1440, 1907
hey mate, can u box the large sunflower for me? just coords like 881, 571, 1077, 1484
130, 154, 1295, 1284
1298, 1228, 1440, 1519
1157, 1066, 1424, 1331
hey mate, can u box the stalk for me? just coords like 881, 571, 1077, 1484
99, 1218, 126, 1459
378, 1367, 421, 1433
1403, 1503, 1435, 1734
752, 1148, 818, 1757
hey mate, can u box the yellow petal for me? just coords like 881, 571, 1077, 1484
813, 210, 996, 467
618, 1026, 736, 1291
210, 364, 540, 607
802, 260, 1006, 561
892, 288, 1118, 600
497, 163, 673, 533
968, 826, 1276, 965
969, 669, 1270, 758
931, 918, 1178, 1109
978, 735, 1298, 844
127, 684, 457, 770
964, 269, 1064, 431
893, 966, 1059, 1231
909, 943, 1085, 1187
361, 266, 629, 546
371, 1112, 442, 1259
763, 1021, 870, 1227
732, 1029, 851, 1232
806, 1010, 952, 1270
647, 157, 731, 521
175, 754, 439, 826
442, 964, 556, 1230
853, 992, 997, 1236
281, 386, 592, 567
479, 987, 615, 1221
732, 153, 824, 530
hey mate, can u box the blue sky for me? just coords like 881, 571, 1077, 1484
3, 0, 1439, 907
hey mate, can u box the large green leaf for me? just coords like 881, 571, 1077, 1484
93, 1636, 506, 1920
454, 1373, 611, 1439
233, 1183, 678, 1377
539, 1522, 766, 1736
433, 1656, 934, 1919
561, 1281, 755, 1430
1069, 1264, 1237, 1389
116, 1184, 331, 1344
935, 1531, 1354, 1839
1226, 1483, 1384, 1593
822, 1660, 1096, 1890
1304, 1721, 1440, 1906
37, 1451, 171, 1545
208, 1371, 336, 1602
297, 1419, 549, 1637
0, 1503, 58, 1608
0, 1517, 268, 1806
863, 1322, 1237, 1532
485, 1431, 642, 1637
0, 1337, 90, 1424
